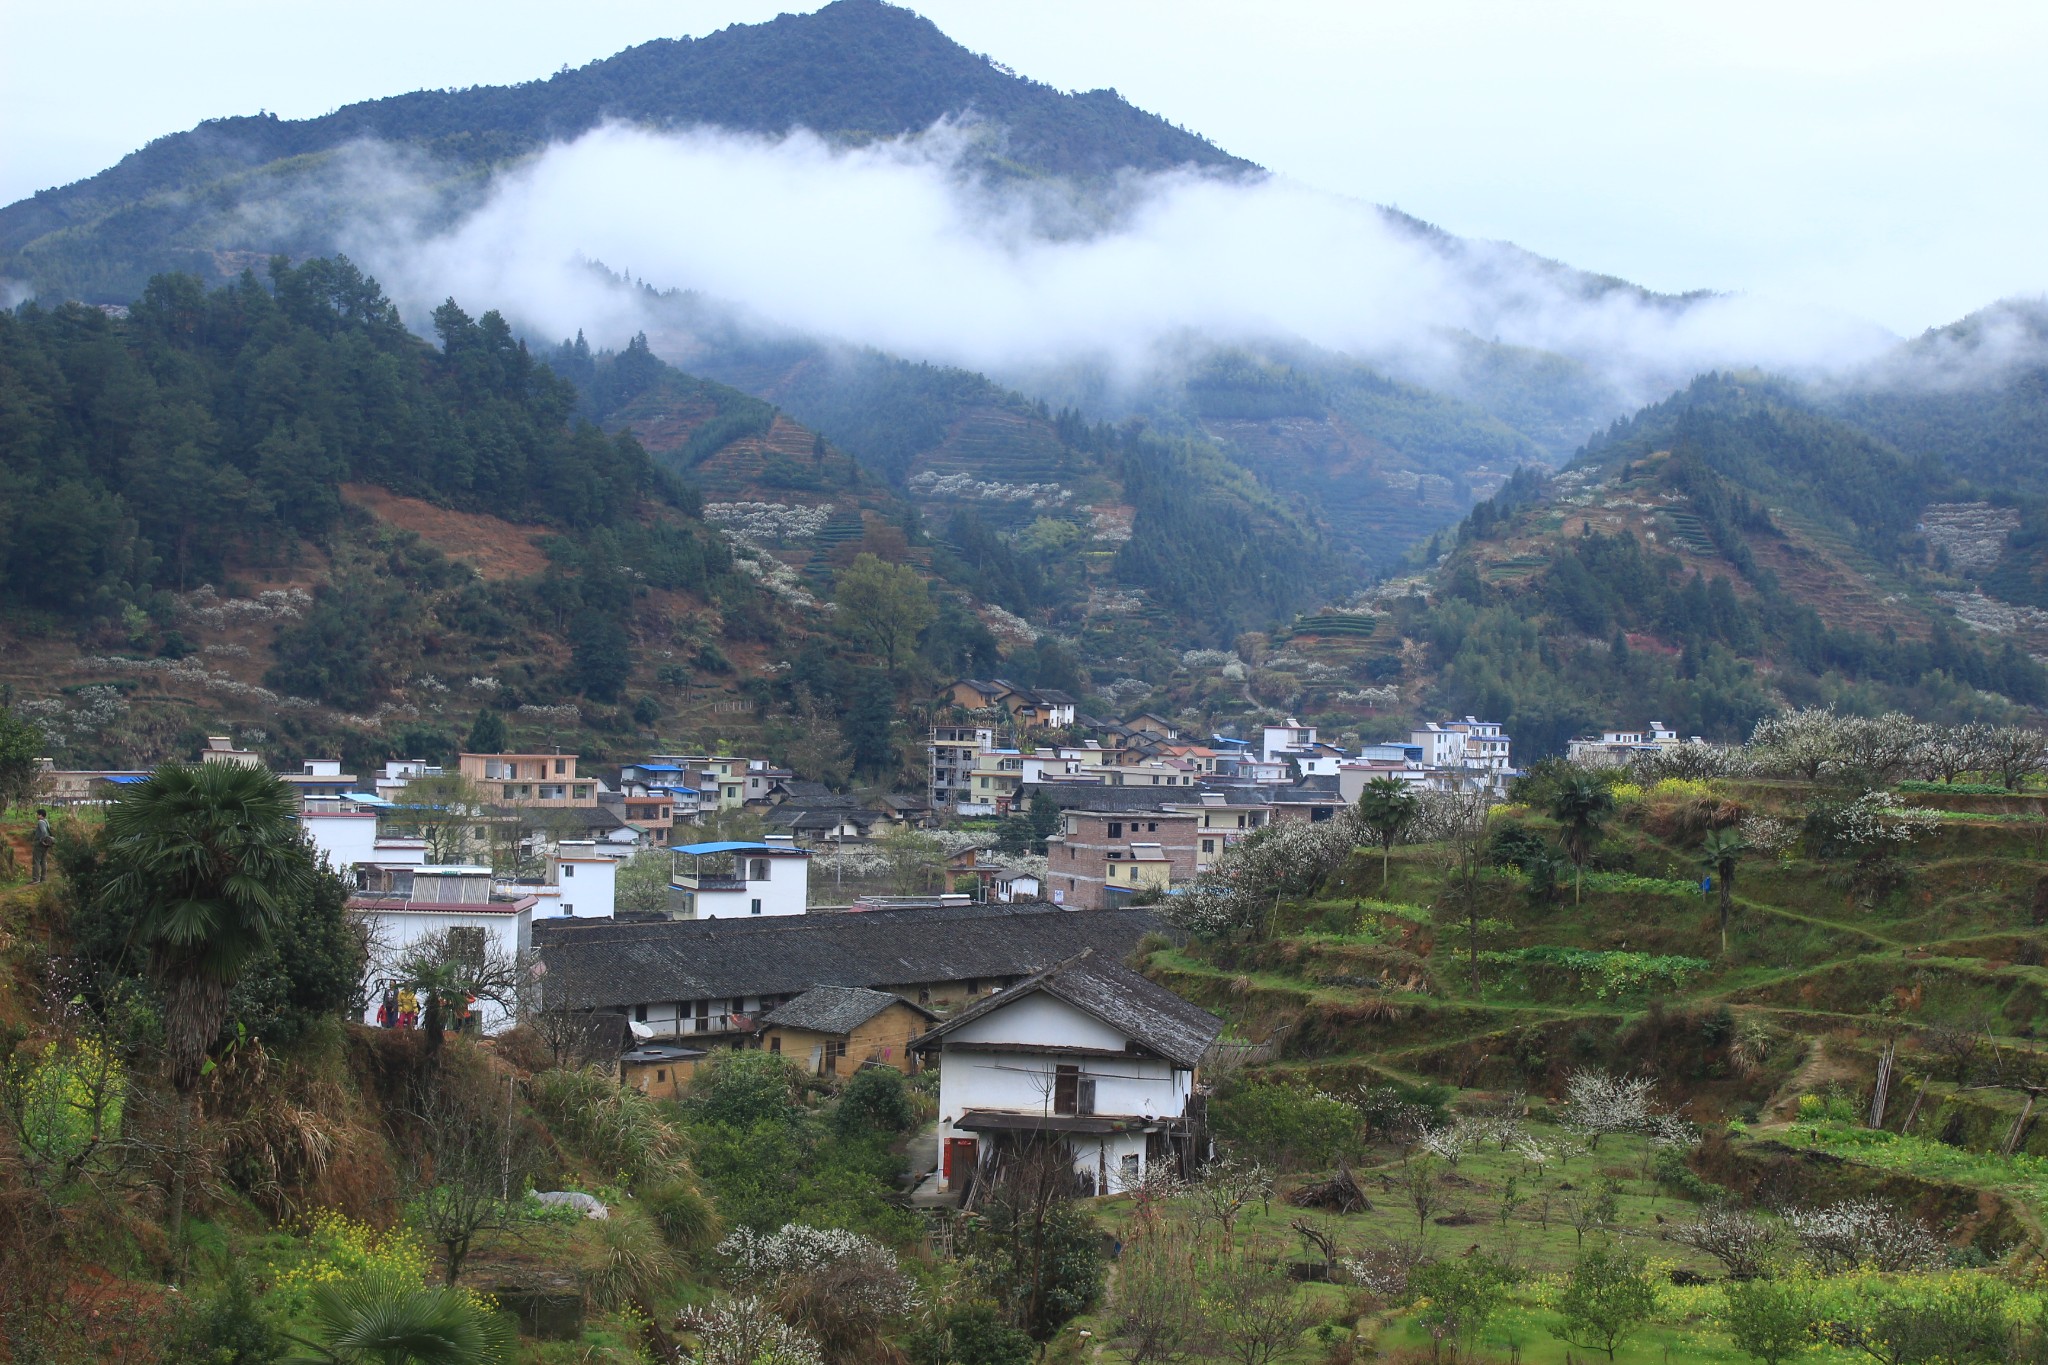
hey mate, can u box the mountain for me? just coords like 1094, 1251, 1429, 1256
0, 0, 1248, 305
1330, 371, 2048, 757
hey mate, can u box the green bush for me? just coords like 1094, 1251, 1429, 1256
835, 1066, 916, 1138
529, 1067, 687, 1187
1207, 1081, 1360, 1171
641, 1178, 721, 1260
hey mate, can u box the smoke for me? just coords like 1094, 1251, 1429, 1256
331, 121, 2013, 417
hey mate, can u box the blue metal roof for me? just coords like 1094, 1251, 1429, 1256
635, 763, 684, 772
343, 792, 395, 807
673, 840, 811, 856
103, 774, 148, 784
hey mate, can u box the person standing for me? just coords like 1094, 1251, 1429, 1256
397, 985, 418, 1030
30, 809, 55, 883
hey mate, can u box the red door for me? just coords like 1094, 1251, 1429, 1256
944, 1137, 977, 1179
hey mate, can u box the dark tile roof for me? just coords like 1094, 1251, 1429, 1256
759, 985, 936, 1035
534, 904, 1165, 1010
913, 948, 1221, 1069
490, 803, 630, 831
1022, 784, 1187, 812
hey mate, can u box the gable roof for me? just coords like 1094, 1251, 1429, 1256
912, 948, 1221, 1069
534, 903, 1162, 1011
759, 985, 937, 1035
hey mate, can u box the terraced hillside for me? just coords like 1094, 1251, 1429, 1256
1092, 773, 2048, 1358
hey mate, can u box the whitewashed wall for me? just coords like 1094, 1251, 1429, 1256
357, 907, 532, 1033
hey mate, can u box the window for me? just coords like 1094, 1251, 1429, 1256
574, 786, 591, 800
1236, 814, 1247, 828
769, 1036, 781, 1054
1108, 821, 1122, 839
1148, 822, 1157, 832
748, 858, 769, 881
750, 898, 762, 915
965, 979, 980, 996
823, 1039, 845, 1077
563, 864, 575, 877
656, 1068, 667, 1083
1202, 839, 1215, 854
555, 759, 566, 775
634, 1004, 648, 1022
1053, 1064, 1080, 1115
1120, 1153, 1139, 1183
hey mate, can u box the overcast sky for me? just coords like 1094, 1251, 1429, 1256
3, 1, 2043, 335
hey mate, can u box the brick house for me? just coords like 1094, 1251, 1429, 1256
1045, 809, 1199, 909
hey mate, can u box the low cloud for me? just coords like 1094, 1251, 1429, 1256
335, 121, 2015, 419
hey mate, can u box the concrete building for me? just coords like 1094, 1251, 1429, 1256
669, 838, 811, 918
459, 752, 597, 807
348, 866, 537, 1033
914, 949, 1221, 1199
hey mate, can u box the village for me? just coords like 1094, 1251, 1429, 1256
20, 684, 1722, 1213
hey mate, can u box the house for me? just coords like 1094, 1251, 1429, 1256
1260, 720, 1319, 764
198, 735, 262, 768
348, 866, 537, 1033
1267, 780, 1346, 824
374, 759, 442, 804
669, 838, 811, 918
991, 870, 1043, 903
1045, 809, 1199, 909
942, 679, 1076, 734
530, 841, 618, 921
929, 722, 994, 812
913, 949, 1222, 1198
33, 761, 151, 806
603, 781, 678, 846
531, 902, 1163, 1045
621, 1043, 708, 1099
744, 763, 796, 806
965, 748, 1025, 815
757, 985, 939, 1076
1566, 722, 1697, 767
1184, 792, 1272, 871
459, 752, 598, 807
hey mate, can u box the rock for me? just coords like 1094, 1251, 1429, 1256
532, 1190, 608, 1219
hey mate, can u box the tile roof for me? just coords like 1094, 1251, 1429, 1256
912, 948, 1221, 1069
759, 985, 936, 1035
534, 903, 1164, 1011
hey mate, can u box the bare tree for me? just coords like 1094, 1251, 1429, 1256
400, 1061, 542, 1285
1427, 787, 1497, 990
1184, 1157, 1272, 1236
1112, 1225, 1207, 1365
1565, 1181, 1620, 1249
1199, 1249, 1319, 1365
1401, 1152, 1442, 1236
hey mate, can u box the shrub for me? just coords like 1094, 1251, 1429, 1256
1208, 1082, 1361, 1171
529, 1067, 688, 1187
834, 1066, 916, 1138
642, 1178, 722, 1260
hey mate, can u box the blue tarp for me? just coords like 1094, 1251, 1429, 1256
103, 774, 148, 784
673, 840, 811, 856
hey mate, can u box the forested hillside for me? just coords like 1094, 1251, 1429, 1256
0, 0, 1248, 303
1363, 374, 2048, 756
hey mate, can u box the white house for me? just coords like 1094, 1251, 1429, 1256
1260, 720, 1318, 764
349, 866, 536, 1033
670, 837, 811, 918
913, 949, 1222, 1199
524, 840, 620, 920
299, 797, 427, 888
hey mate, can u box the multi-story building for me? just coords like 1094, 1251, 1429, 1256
929, 725, 995, 812
1045, 809, 1199, 909
458, 752, 597, 807
669, 836, 812, 918
281, 758, 358, 810
1184, 792, 1272, 871
198, 734, 262, 768
964, 748, 1024, 816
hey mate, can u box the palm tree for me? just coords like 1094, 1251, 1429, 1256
99, 761, 312, 1265
287, 1281, 516, 1364
1698, 828, 1750, 955
1355, 777, 1422, 892
1548, 778, 1616, 904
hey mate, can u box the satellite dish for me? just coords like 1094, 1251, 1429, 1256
628, 1020, 655, 1039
